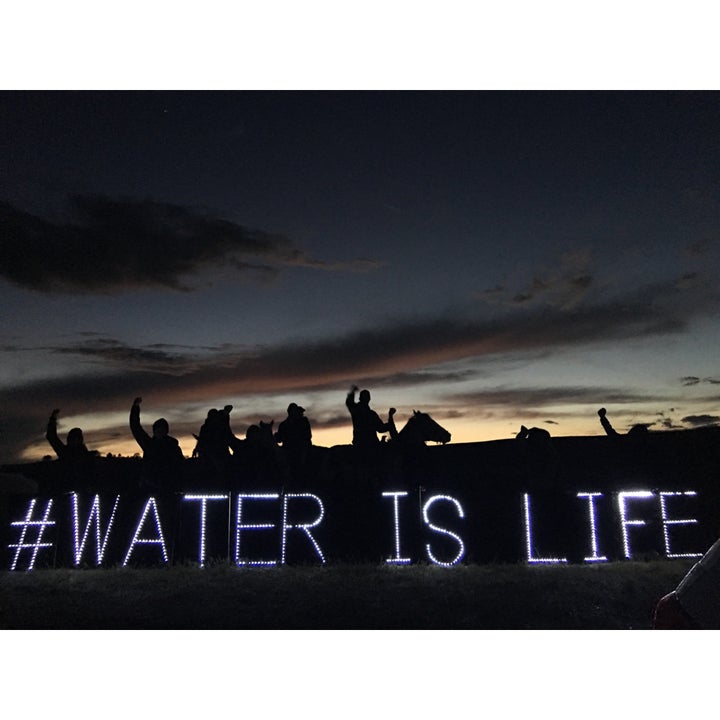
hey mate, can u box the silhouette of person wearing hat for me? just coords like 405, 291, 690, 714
275, 402, 312, 486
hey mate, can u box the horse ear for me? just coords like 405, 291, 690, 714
413, 410, 419, 416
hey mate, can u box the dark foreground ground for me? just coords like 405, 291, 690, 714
0, 559, 693, 629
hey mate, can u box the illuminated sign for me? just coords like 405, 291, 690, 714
3, 486, 707, 570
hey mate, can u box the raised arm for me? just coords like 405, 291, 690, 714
374, 407, 395, 434
387, 407, 398, 440
130, 397, 151, 451
46, 408, 66, 457
598, 407, 619, 437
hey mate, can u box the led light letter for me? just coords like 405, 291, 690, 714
382, 491, 412, 564
71, 493, 120, 566
183, 494, 229, 567
9, 498, 56, 571
235, 494, 279, 566
577, 492, 607, 563
659, 491, 703, 559
422, 494, 465, 566
122, 497, 169, 566
523, 494, 567, 564
617, 491, 654, 559
281, 493, 326, 564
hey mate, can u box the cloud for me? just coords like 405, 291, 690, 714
0, 275, 716, 462
478, 249, 595, 310
681, 414, 720, 427
0, 196, 382, 294
681, 376, 720, 387
445, 386, 664, 411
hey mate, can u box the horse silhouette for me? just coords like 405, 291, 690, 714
390, 410, 451, 447
516, 425, 551, 442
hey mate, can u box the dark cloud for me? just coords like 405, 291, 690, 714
479, 250, 594, 310
49, 338, 198, 375
704, 377, 720, 385
681, 376, 701, 386
681, 414, 720, 427
0, 276, 715, 462
686, 239, 711, 256
0, 196, 382, 294
445, 386, 663, 410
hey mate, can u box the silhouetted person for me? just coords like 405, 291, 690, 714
193, 405, 241, 480
238, 421, 280, 487
46, 408, 89, 461
598, 408, 650, 438
345, 386, 396, 483
130, 397, 184, 492
346, 386, 395, 448
45, 408, 94, 491
275, 403, 312, 486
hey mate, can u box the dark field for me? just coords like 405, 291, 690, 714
0, 559, 694, 629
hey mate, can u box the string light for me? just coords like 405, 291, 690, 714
659, 491, 703, 559
281, 493, 326, 564
522, 494, 567, 564
422, 494, 465, 566
9, 498, 55, 571
617, 491, 654, 559
122, 497, 169, 566
3, 485, 713, 568
235, 493, 279, 566
382, 491, 412, 564
576, 493, 607, 563
71, 493, 120, 566
183, 494, 229, 567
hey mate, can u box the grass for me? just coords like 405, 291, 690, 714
0, 559, 693, 629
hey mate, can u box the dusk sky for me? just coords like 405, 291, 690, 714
2, 90, 720, 463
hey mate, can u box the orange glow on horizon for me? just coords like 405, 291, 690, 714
20, 414, 610, 464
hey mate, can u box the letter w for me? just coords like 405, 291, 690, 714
71, 493, 120, 566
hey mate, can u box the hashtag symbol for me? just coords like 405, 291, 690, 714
9, 499, 56, 571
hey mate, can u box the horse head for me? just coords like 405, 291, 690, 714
516, 425, 551, 443
400, 411, 451, 445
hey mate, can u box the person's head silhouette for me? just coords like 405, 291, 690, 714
359, 389, 371, 404
66, 427, 85, 447
152, 418, 169, 438
287, 402, 305, 417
